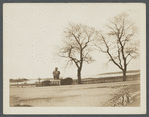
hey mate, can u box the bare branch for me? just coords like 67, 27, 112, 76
106, 25, 117, 35
71, 32, 82, 47
106, 48, 123, 70
94, 45, 107, 53
117, 45, 123, 68
59, 23, 95, 73
101, 32, 123, 70
122, 33, 134, 46
126, 56, 133, 65
119, 20, 125, 39
125, 53, 130, 59
82, 36, 93, 50
64, 60, 71, 69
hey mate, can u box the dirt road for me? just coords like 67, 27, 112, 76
10, 80, 140, 107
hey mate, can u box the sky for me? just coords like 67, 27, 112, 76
3, 3, 143, 79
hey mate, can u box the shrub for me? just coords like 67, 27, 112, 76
41, 81, 51, 86
36, 84, 43, 87
61, 77, 73, 85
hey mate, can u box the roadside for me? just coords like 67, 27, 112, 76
102, 83, 140, 107
10, 80, 140, 107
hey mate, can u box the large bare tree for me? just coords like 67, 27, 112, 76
94, 13, 139, 81
58, 23, 95, 84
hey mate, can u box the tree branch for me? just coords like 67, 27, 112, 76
107, 49, 123, 70
125, 53, 130, 59
117, 45, 123, 68
64, 60, 72, 69
68, 46, 80, 68
119, 20, 125, 39
100, 33, 123, 70
126, 54, 134, 65
122, 33, 133, 46
126, 56, 133, 66
71, 32, 82, 48
94, 45, 107, 53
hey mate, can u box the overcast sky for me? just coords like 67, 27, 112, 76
4, 3, 143, 79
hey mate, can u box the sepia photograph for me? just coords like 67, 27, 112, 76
3, 3, 146, 114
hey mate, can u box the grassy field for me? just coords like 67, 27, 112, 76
10, 80, 140, 107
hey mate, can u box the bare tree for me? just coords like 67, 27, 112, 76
94, 13, 139, 81
58, 23, 95, 84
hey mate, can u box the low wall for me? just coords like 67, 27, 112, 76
50, 80, 61, 85
80, 74, 140, 84
10, 74, 140, 86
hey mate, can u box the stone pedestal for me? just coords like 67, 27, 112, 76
50, 79, 61, 85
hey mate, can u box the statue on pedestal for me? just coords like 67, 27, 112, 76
53, 67, 60, 80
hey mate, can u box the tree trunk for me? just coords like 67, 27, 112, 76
123, 66, 127, 81
123, 70, 126, 81
77, 68, 81, 84
123, 59, 127, 81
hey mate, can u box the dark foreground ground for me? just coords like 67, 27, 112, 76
10, 80, 140, 107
